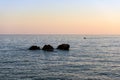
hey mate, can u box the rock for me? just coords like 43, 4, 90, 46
29, 45, 40, 50
42, 45, 54, 51
57, 44, 70, 50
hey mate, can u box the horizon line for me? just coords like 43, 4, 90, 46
0, 33, 120, 36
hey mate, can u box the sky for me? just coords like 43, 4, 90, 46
0, 0, 120, 34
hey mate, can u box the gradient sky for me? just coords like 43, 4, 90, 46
0, 0, 120, 34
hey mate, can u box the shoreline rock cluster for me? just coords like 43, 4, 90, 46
29, 44, 70, 51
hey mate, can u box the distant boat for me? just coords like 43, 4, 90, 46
83, 37, 86, 39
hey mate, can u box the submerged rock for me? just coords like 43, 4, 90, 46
42, 45, 54, 51
57, 44, 70, 50
29, 45, 40, 50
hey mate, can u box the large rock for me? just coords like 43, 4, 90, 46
57, 44, 70, 50
29, 45, 40, 50
42, 45, 54, 51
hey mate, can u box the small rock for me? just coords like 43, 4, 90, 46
57, 44, 70, 50
29, 45, 40, 50
42, 45, 54, 51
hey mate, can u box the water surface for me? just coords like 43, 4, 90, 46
0, 35, 120, 80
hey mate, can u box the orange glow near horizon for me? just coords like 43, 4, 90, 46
0, 0, 120, 34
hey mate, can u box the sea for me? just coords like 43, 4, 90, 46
0, 35, 120, 80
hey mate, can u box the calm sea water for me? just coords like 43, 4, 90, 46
0, 35, 120, 80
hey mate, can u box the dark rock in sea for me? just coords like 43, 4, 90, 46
57, 44, 70, 50
42, 45, 54, 51
29, 45, 40, 50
